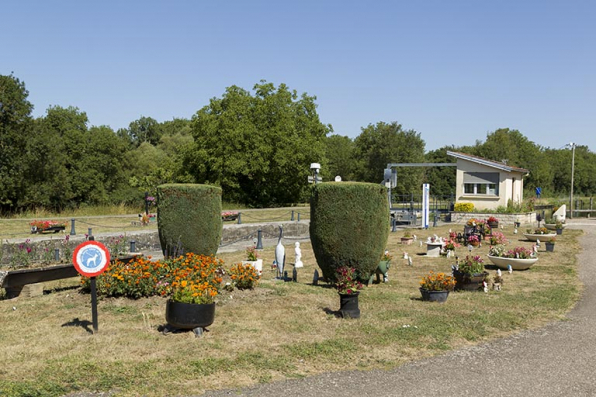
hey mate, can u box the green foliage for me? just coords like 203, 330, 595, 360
423, 147, 457, 197
0, 74, 33, 211
323, 134, 357, 181
157, 183, 222, 256
454, 202, 474, 212
309, 182, 389, 282
187, 81, 331, 207
353, 121, 425, 194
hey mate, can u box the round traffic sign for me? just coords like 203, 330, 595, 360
72, 241, 111, 277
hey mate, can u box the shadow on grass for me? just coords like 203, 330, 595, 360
323, 307, 342, 318
62, 317, 93, 334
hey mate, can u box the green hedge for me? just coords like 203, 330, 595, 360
157, 184, 222, 257
309, 182, 389, 282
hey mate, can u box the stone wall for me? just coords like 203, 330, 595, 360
0, 221, 310, 264
449, 212, 536, 226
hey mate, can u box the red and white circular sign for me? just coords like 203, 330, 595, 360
72, 241, 111, 277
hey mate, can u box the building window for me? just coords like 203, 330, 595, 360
464, 183, 498, 196
463, 172, 499, 196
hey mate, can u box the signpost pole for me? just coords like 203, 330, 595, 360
91, 277, 99, 333
73, 238, 110, 335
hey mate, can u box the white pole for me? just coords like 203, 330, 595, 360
570, 143, 576, 219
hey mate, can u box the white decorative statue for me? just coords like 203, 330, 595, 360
275, 226, 285, 278
294, 242, 303, 268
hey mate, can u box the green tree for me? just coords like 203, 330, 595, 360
323, 134, 357, 182
423, 147, 457, 198
124, 116, 162, 147
353, 121, 425, 195
0, 74, 34, 211
188, 81, 331, 206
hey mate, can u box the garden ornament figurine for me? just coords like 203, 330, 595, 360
294, 242, 303, 268
275, 226, 285, 278
508, 264, 513, 274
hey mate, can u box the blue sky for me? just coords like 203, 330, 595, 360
4, 0, 595, 152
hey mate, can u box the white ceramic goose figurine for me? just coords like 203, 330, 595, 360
275, 226, 285, 278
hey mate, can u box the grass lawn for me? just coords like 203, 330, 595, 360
0, 224, 582, 397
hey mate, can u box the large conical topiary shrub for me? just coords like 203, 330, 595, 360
157, 184, 222, 257
310, 182, 389, 282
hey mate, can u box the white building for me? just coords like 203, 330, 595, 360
447, 151, 529, 211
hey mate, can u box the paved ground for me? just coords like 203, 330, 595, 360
203, 219, 596, 397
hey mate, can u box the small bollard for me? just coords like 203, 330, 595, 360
70, 218, 76, 235
292, 267, 297, 282
87, 228, 92, 239
291, 210, 294, 221
130, 240, 136, 253
54, 248, 60, 262
237, 212, 242, 224
284, 271, 288, 280
391, 217, 397, 232
256, 229, 263, 249
313, 269, 319, 286
297, 212, 301, 221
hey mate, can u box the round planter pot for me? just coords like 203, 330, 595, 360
242, 259, 263, 275
545, 223, 566, 232
401, 237, 413, 245
487, 222, 499, 229
339, 293, 360, 319
523, 233, 557, 242
165, 300, 215, 330
487, 255, 538, 270
453, 270, 488, 291
419, 288, 450, 303
545, 243, 555, 252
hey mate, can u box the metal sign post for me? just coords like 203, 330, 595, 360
422, 184, 430, 229
72, 240, 111, 334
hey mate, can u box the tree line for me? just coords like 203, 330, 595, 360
1, 73, 593, 213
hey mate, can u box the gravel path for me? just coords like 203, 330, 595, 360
203, 219, 596, 397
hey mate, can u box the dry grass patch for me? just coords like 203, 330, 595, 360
0, 224, 583, 396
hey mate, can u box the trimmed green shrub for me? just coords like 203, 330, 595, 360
310, 182, 389, 282
454, 202, 474, 212
157, 184, 222, 257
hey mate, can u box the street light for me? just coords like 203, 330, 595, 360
567, 142, 576, 219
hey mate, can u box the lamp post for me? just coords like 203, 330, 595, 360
567, 142, 576, 219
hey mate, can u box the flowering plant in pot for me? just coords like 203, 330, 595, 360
545, 237, 556, 252
419, 271, 456, 302
453, 255, 487, 291
401, 230, 414, 245
334, 266, 363, 318
335, 266, 363, 295
243, 246, 263, 275
489, 231, 507, 245
29, 220, 67, 232
458, 255, 485, 275
444, 237, 460, 251
467, 234, 480, 246
487, 245, 538, 270
420, 271, 456, 291
486, 216, 499, 228
164, 253, 224, 333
